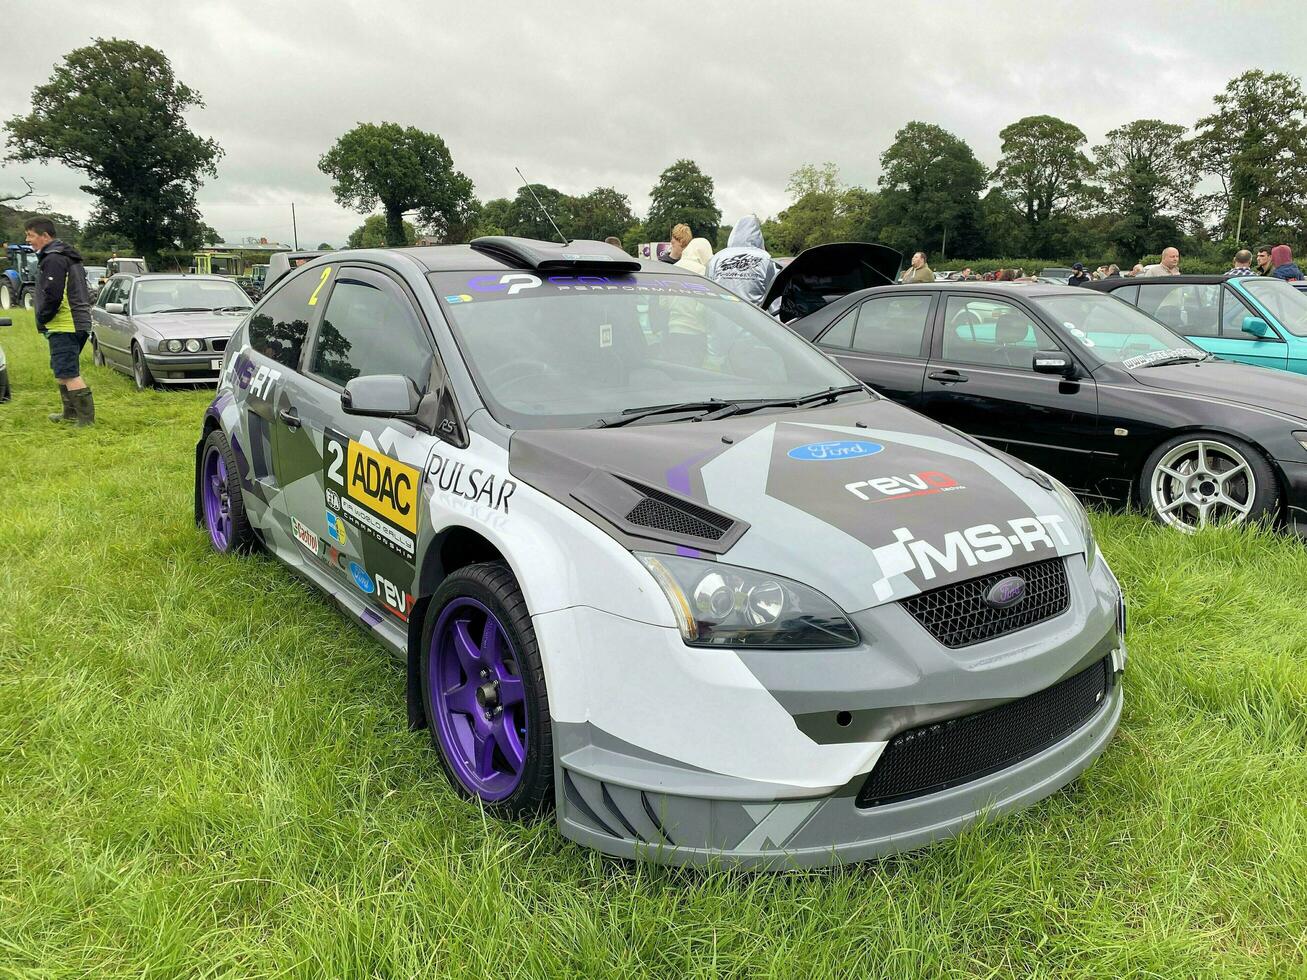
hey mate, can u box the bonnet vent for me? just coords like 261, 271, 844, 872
570, 472, 748, 554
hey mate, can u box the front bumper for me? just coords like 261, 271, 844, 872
536, 554, 1125, 867
144, 350, 225, 384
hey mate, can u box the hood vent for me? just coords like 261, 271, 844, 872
570, 471, 748, 554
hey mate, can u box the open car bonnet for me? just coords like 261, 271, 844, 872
508, 400, 1085, 613
762, 242, 903, 322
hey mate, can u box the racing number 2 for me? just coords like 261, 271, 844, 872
308, 266, 333, 306
326, 437, 345, 485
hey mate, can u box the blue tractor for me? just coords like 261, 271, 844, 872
1, 243, 38, 310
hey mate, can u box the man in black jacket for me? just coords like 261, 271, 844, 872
24, 217, 94, 425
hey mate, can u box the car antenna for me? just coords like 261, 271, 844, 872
516, 166, 568, 244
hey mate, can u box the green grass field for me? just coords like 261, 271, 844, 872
1, 311, 1305, 978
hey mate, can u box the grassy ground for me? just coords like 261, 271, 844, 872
1, 311, 1305, 978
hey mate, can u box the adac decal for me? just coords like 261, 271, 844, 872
845, 471, 965, 502
787, 440, 884, 462
427, 453, 517, 513
323, 429, 418, 561
878, 515, 1070, 583
349, 561, 375, 594
374, 571, 414, 623
291, 516, 320, 554
325, 510, 349, 545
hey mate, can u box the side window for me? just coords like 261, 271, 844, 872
940, 297, 1058, 369
818, 311, 854, 348
1112, 284, 1139, 306
309, 271, 433, 390
1220, 288, 1269, 340
1137, 284, 1219, 337
248, 267, 320, 370
851, 295, 932, 358
96, 279, 116, 307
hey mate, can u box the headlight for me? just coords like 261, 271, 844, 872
637, 554, 859, 649
164, 339, 183, 352
1049, 476, 1097, 567
184, 338, 202, 353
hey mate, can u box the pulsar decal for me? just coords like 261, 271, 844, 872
427, 452, 517, 513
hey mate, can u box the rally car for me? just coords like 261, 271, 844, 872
195, 237, 1125, 867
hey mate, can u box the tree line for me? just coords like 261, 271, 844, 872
4, 38, 1304, 267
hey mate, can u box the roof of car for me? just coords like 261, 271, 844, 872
1089, 274, 1277, 288
868, 281, 1098, 299
120, 273, 236, 282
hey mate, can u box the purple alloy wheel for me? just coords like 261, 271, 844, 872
429, 597, 528, 801
202, 445, 233, 551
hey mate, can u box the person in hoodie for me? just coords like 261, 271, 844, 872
25, 217, 94, 425
1269, 244, 1304, 282
705, 215, 777, 306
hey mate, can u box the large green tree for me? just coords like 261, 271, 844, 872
346, 213, 417, 248
319, 122, 475, 247
5, 38, 222, 264
1093, 119, 1193, 258
877, 122, 987, 258
993, 115, 1094, 253
1183, 70, 1307, 245
568, 186, 637, 242
501, 183, 569, 241
644, 159, 720, 242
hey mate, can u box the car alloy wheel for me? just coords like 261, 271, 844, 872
132, 346, 153, 390
428, 596, 530, 802
1149, 438, 1257, 532
92, 336, 106, 367
201, 443, 234, 551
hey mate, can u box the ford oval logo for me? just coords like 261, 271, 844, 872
787, 440, 884, 462
349, 561, 375, 595
985, 576, 1026, 609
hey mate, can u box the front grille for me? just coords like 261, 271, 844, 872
621, 480, 734, 541
901, 557, 1069, 648
210, 338, 228, 352
857, 657, 1111, 808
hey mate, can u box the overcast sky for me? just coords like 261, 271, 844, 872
4, 1, 1305, 247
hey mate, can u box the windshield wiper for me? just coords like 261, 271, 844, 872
588, 399, 738, 428
700, 384, 869, 419
151, 307, 211, 313
213, 305, 251, 313
1139, 354, 1209, 367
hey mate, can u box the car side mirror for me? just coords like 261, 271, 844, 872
341, 374, 422, 418
106, 302, 125, 314
1242, 316, 1271, 338
1032, 350, 1075, 376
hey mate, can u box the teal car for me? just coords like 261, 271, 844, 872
1089, 275, 1307, 375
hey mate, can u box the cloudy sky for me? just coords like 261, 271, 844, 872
4, 1, 1305, 247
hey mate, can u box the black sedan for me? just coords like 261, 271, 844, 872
790, 281, 1307, 534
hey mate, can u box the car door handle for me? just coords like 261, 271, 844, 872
278, 407, 301, 429
928, 370, 968, 383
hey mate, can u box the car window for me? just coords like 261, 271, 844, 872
1220, 288, 1265, 340
1242, 278, 1307, 337
851, 295, 932, 357
1112, 284, 1139, 305
940, 296, 1058, 369
1038, 294, 1201, 366
1136, 284, 1219, 337
309, 271, 433, 390
132, 279, 252, 315
248, 267, 319, 371
819, 311, 854, 348
97, 279, 117, 307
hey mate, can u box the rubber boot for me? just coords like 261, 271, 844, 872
49, 386, 75, 423
70, 387, 95, 427
0, 367, 10, 403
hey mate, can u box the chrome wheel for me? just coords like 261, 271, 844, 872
1149, 439, 1255, 532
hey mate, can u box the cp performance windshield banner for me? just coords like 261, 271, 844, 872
436, 272, 742, 305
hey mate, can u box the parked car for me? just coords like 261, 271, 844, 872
105, 257, 149, 278
262, 250, 328, 292
1040, 267, 1074, 282
790, 281, 1307, 534
194, 237, 1124, 868
91, 274, 251, 389
84, 265, 107, 300
1088, 275, 1307, 375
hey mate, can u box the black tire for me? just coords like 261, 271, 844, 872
419, 562, 554, 820
199, 428, 257, 553
132, 344, 155, 390
1140, 432, 1278, 532
91, 334, 106, 367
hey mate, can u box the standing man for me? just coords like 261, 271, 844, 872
25, 217, 93, 425
1068, 263, 1092, 287
900, 251, 934, 284
1142, 247, 1181, 277
705, 215, 778, 305
1255, 246, 1274, 276
1269, 245, 1303, 281
1226, 250, 1255, 276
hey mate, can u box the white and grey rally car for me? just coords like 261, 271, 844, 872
195, 237, 1126, 868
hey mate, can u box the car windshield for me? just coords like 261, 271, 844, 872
430, 271, 861, 429
1242, 279, 1307, 336
132, 279, 252, 314
1037, 293, 1207, 368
